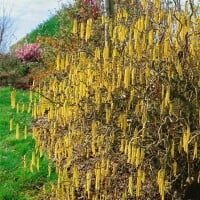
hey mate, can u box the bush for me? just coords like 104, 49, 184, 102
25, 1, 200, 199
0, 54, 20, 86
0, 54, 19, 72
15, 43, 42, 62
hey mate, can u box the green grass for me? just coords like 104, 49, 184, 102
0, 87, 56, 200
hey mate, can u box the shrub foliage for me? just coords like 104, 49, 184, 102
15, 43, 42, 62
16, 0, 200, 199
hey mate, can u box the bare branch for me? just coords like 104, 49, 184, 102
0, 0, 13, 53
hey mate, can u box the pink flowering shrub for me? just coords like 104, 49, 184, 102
15, 43, 42, 62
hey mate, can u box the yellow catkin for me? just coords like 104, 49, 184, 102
165, 85, 170, 106
48, 164, 51, 177
95, 166, 101, 191
102, 15, 105, 24
72, 19, 78, 34
86, 170, 92, 198
124, 67, 131, 88
73, 165, 79, 188
131, 145, 136, 164
171, 139, 175, 158
157, 169, 165, 200
30, 163, 33, 173
136, 169, 145, 198
122, 8, 128, 22
145, 66, 151, 85
9, 118, 13, 131
27, 102, 32, 113
178, 138, 182, 153
65, 54, 69, 68
140, 148, 145, 162
135, 148, 141, 167
183, 125, 190, 154
127, 142, 132, 163
80, 22, 85, 39
167, 12, 172, 32
95, 47, 101, 60
193, 141, 198, 160
60, 58, 65, 70
155, 0, 161, 9
23, 155, 26, 168
91, 141, 96, 156
169, 102, 173, 116
103, 43, 109, 61
39, 142, 44, 158
164, 39, 170, 58
128, 175, 134, 196
122, 189, 127, 200
16, 124, 19, 139
11, 90, 16, 109
112, 47, 119, 58
131, 67, 136, 85
56, 54, 60, 70
21, 103, 25, 113
105, 107, 111, 124
24, 125, 27, 139
85, 18, 92, 41
120, 139, 125, 152
31, 80, 35, 88
117, 70, 122, 88
112, 26, 117, 42
36, 156, 40, 171
148, 29, 154, 46
161, 84, 165, 99
153, 44, 158, 60
128, 41, 134, 56
134, 28, 139, 49
31, 151, 35, 166
159, 10, 165, 23
173, 161, 177, 176
112, 164, 117, 176
92, 120, 97, 138
16, 103, 19, 113
118, 25, 127, 43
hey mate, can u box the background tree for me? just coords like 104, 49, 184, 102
0, 0, 13, 53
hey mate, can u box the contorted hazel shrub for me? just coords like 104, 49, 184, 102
15, 43, 42, 62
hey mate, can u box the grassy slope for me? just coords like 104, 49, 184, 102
0, 87, 56, 200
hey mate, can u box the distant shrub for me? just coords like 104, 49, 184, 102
15, 43, 42, 62
0, 54, 19, 72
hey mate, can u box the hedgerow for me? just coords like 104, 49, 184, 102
12, 0, 200, 199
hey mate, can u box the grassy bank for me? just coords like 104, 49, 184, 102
0, 87, 56, 200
